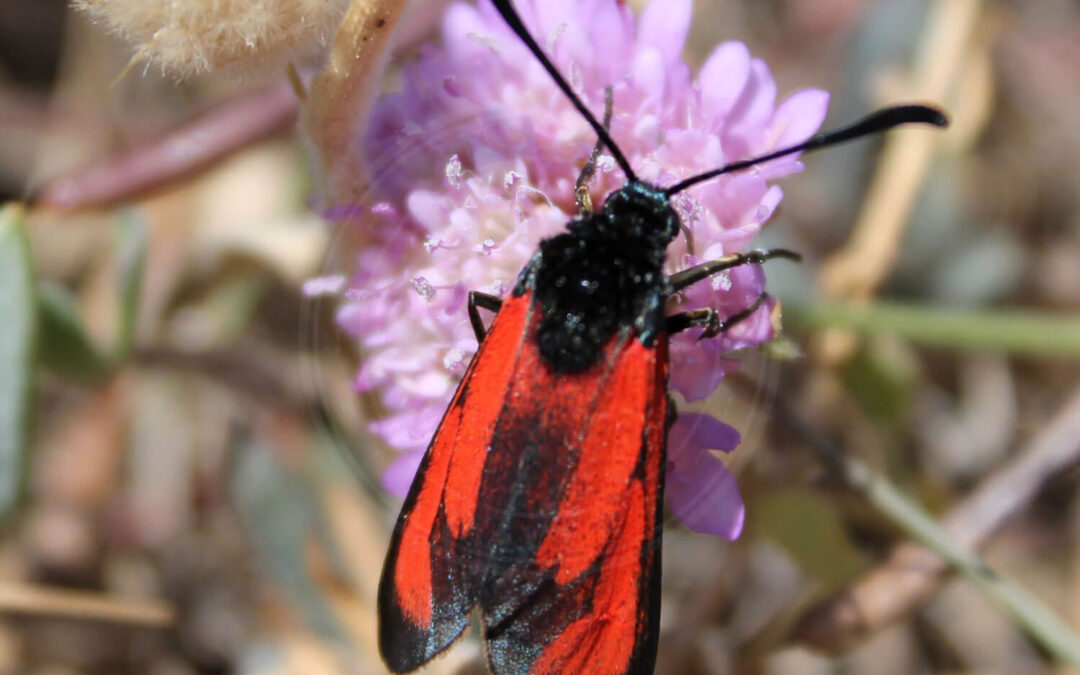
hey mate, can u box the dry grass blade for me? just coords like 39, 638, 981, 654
0, 581, 174, 626
817, 0, 986, 362
133, 345, 308, 412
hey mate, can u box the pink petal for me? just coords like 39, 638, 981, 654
442, 3, 492, 65
397, 371, 454, 398
666, 413, 745, 538
756, 185, 784, 225
406, 190, 449, 232
717, 297, 776, 353
771, 89, 830, 149
669, 411, 742, 455
668, 336, 725, 402
632, 48, 667, 107
534, 0, 579, 44
638, 0, 692, 64
586, 1, 634, 79
723, 59, 778, 157
698, 42, 751, 120
382, 451, 425, 498
698, 172, 767, 233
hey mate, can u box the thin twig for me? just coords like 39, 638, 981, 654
33, 81, 299, 210
0, 581, 174, 626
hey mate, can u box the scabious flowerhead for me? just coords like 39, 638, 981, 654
332, 0, 828, 539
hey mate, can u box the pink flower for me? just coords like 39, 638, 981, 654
333, 0, 828, 538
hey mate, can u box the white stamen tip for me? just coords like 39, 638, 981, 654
446, 155, 463, 188
412, 277, 436, 301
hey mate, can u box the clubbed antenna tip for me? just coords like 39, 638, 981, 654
665, 104, 950, 196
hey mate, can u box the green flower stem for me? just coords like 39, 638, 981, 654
786, 301, 1080, 357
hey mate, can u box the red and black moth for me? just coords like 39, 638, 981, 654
377, 0, 947, 672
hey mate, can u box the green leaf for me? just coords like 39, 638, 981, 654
753, 489, 866, 592
38, 282, 112, 380
841, 336, 920, 425
37, 211, 146, 378
113, 211, 147, 359
0, 204, 37, 522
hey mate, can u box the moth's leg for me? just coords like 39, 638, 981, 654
575, 86, 615, 215
666, 291, 768, 339
680, 221, 696, 258
468, 291, 503, 343
667, 248, 801, 293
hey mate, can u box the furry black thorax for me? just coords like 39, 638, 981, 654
513, 182, 680, 373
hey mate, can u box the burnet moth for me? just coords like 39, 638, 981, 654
377, 0, 948, 672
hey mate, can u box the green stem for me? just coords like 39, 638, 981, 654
787, 302, 1080, 357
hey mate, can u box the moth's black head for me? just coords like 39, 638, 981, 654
572, 181, 678, 250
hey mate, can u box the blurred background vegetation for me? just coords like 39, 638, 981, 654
2, 0, 1080, 673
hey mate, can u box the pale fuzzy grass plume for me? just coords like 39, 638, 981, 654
74, 0, 351, 78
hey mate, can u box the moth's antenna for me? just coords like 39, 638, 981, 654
664, 105, 948, 197
491, 0, 638, 182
